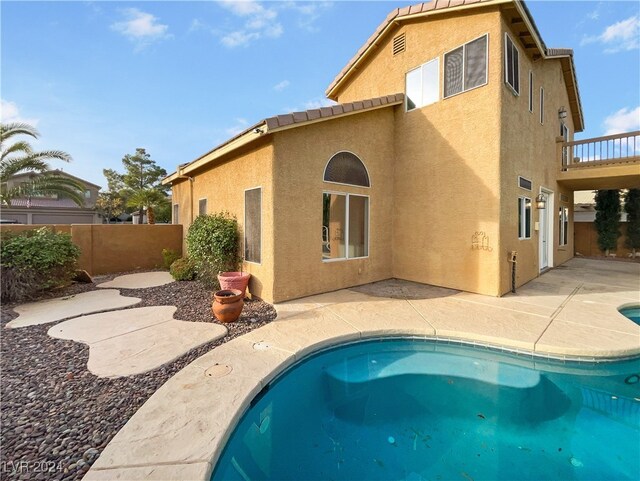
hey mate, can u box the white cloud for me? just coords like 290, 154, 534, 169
273, 80, 290, 92
111, 8, 172, 50
603, 106, 640, 135
1, 99, 39, 126
581, 16, 639, 53
303, 98, 336, 110
225, 118, 250, 137
219, 1, 282, 48
282, 1, 333, 33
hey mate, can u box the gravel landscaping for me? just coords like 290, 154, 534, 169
0, 273, 276, 480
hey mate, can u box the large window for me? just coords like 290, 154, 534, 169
505, 34, 520, 94
444, 34, 488, 98
406, 58, 439, 111
322, 193, 369, 260
559, 206, 569, 246
244, 188, 261, 264
518, 196, 531, 239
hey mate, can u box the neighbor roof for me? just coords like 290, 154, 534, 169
9, 197, 84, 209
325, 0, 584, 131
163, 94, 404, 184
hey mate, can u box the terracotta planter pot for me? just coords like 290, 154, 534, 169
218, 272, 251, 296
212, 289, 244, 323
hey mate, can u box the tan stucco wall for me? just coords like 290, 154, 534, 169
333, 8, 505, 296
271, 108, 395, 302
1, 224, 183, 275
499, 16, 576, 293
172, 140, 275, 301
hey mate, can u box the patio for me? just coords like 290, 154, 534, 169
84, 258, 639, 481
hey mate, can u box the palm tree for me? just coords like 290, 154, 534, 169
0, 122, 85, 206
126, 189, 169, 224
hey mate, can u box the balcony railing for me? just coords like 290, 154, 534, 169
561, 130, 640, 170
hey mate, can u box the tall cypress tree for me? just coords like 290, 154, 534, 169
594, 189, 621, 256
624, 188, 640, 256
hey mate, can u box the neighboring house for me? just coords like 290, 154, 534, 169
1, 170, 101, 224
164, 0, 640, 303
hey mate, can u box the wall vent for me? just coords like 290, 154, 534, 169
560, 194, 569, 203
518, 176, 532, 191
392, 33, 406, 56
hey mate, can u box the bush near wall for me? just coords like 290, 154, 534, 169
186, 212, 240, 288
1, 227, 80, 302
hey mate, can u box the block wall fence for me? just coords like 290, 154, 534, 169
0, 224, 183, 275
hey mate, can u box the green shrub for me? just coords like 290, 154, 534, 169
186, 212, 240, 287
169, 257, 197, 281
1, 227, 81, 302
162, 248, 180, 269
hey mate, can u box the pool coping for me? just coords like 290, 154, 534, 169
83, 260, 640, 481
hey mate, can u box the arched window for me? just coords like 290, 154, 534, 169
323, 152, 370, 187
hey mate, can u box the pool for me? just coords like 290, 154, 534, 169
620, 305, 640, 325
211, 339, 640, 481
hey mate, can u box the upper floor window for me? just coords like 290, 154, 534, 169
406, 58, 439, 111
84, 190, 91, 199
539, 87, 545, 124
323, 151, 370, 187
505, 34, 520, 95
444, 34, 488, 98
528, 71, 533, 112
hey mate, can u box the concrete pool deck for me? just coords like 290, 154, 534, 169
84, 258, 640, 481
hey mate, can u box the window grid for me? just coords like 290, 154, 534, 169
244, 188, 262, 264
505, 34, 520, 95
443, 34, 488, 99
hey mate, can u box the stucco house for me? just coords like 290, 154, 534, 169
164, 0, 640, 303
1, 170, 101, 224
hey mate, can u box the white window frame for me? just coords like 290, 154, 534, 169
198, 198, 207, 217
443, 33, 489, 100
172, 204, 179, 225
244, 187, 262, 265
528, 70, 533, 112
322, 191, 370, 262
504, 33, 520, 95
539, 87, 544, 124
405, 57, 440, 112
518, 196, 532, 240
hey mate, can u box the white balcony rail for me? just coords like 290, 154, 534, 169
561, 130, 640, 170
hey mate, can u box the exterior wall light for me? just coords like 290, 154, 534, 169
535, 193, 547, 209
558, 106, 567, 120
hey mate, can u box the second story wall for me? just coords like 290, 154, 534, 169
499, 14, 577, 293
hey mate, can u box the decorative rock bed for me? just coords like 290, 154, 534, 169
0, 273, 276, 480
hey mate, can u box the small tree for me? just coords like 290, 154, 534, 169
594, 189, 621, 256
624, 188, 640, 256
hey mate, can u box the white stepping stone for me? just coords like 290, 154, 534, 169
97, 272, 174, 289
47, 306, 227, 378
6, 290, 141, 329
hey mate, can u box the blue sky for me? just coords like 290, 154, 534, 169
2, 0, 639, 189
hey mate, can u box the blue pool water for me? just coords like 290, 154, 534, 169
620, 306, 640, 325
211, 340, 640, 481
